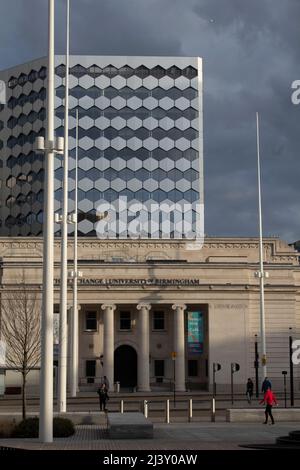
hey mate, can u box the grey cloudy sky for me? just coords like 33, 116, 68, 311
1, 0, 300, 242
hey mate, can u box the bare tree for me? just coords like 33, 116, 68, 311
1, 281, 41, 419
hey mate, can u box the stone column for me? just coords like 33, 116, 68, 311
172, 304, 187, 391
137, 303, 151, 392
101, 304, 116, 390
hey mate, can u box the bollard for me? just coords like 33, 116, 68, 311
211, 397, 216, 422
116, 381, 120, 393
188, 398, 193, 422
144, 400, 148, 418
120, 399, 124, 413
165, 399, 170, 423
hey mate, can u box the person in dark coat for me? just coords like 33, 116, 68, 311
101, 375, 110, 391
259, 387, 278, 424
246, 378, 254, 404
261, 377, 272, 393
97, 383, 109, 411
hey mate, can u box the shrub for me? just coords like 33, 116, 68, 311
10, 416, 75, 438
53, 417, 75, 437
11, 417, 39, 438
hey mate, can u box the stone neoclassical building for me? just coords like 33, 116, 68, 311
0, 236, 299, 394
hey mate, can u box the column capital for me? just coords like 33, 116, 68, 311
172, 304, 187, 311
101, 304, 116, 311
137, 303, 151, 311
67, 304, 81, 311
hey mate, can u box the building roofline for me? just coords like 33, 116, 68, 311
0, 55, 202, 73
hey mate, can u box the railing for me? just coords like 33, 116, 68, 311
107, 397, 219, 423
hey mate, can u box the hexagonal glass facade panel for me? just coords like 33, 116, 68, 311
142, 76, 159, 90
95, 116, 110, 129
127, 137, 143, 151
143, 97, 158, 110
159, 137, 174, 151
111, 96, 127, 110
159, 76, 174, 90
127, 97, 143, 110
79, 116, 94, 130
78, 177, 94, 192
95, 96, 110, 109
143, 137, 159, 151
0, 56, 202, 237
79, 157, 94, 171
159, 116, 174, 131
159, 97, 174, 110
127, 117, 143, 130
111, 116, 126, 130
79, 137, 94, 150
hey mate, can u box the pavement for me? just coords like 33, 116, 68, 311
1, 422, 300, 450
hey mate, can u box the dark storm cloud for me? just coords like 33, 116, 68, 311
1, 0, 300, 242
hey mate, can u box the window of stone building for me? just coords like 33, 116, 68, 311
85, 311, 97, 331
188, 360, 198, 377
154, 360, 165, 378
119, 311, 131, 330
153, 312, 165, 330
85, 360, 96, 383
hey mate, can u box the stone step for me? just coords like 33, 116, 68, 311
276, 436, 300, 447
289, 430, 300, 441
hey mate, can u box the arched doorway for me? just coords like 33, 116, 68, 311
114, 345, 137, 389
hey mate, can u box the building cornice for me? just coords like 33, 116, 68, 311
0, 236, 298, 266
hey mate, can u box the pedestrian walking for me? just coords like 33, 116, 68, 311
259, 387, 278, 424
261, 377, 272, 393
97, 383, 109, 412
246, 378, 254, 404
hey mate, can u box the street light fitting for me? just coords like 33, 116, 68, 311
68, 213, 77, 224
34, 136, 64, 154
35, 136, 45, 152
55, 213, 62, 223
56, 136, 64, 153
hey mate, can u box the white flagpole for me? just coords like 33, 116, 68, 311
70, 108, 79, 397
256, 112, 267, 381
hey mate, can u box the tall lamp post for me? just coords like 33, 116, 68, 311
57, 0, 70, 413
36, 0, 64, 443
255, 112, 268, 382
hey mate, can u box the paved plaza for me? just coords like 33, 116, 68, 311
1, 422, 300, 450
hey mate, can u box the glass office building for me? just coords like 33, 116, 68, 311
0, 56, 203, 237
